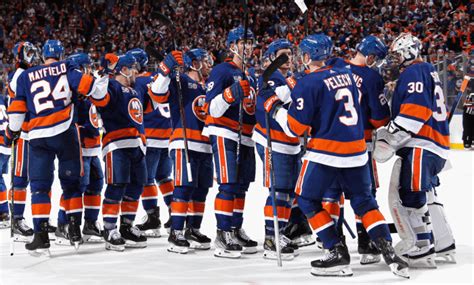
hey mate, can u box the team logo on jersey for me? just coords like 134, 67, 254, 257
243, 86, 256, 115
89, 105, 100, 129
192, 95, 207, 122
128, 98, 143, 124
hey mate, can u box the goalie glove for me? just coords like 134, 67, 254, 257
373, 121, 411, 163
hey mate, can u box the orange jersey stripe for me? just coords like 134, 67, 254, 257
77, 74, 94, 96
146, 128, 172, 139
287, 114, 310, 136
205, 116, 254, 135
29, 105, 72, 130
148, 89, 169, 104
102, 127, 146, 146
417, 124, 450, 147
308, 138, 366, 155
8, 100, 27, 113
399, 103, 432, 122
83, 136, 101, 148
170, 128, 208, 143
255, 123, 300, 144
369, 117, 390, 129
89, 93, 110, 107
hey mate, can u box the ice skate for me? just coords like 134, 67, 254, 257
402, 246, 437, 269
120, 222, 147, 248
0, 212, 10, 228
103, 228, 125, 252
54, 224, 70, 246
25, 221, 51, 257
435, 243, 456, 264
263, 235, 295, 261
12, 218, 34, 242
82, 220, 104, 243
136, 207, 161, 238
46, 222, 57, 241
375, 238, 410, 279
283, 221, 315, 247
68, 216, 83, 250
358, 240, 381, 265
233, 228, 257, 254
168, 229, 190, 254
185, 227, 211, 250
164, 208, 171, 234
214, 229, 242, 259
310, 242, 352, 277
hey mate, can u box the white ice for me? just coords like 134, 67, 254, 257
0, 149, 472, 284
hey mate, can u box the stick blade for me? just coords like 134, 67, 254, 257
262, 54, 289, 89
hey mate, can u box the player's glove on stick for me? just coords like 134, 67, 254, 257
373, 121, 411, 163
223, 80, 250, 105
264, 94, 284, 119
159, 51, 184, 76
4, 126, 20, 146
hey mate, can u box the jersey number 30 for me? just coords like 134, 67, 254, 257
31, 75, 71, 113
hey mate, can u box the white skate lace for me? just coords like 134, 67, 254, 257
280, 235, 291, 247
16, 219, 31, 231
224, 231, 238, 245
130, 226, 143, 237
322, 249, 337, 261
175, 230, 187, 241
109, 229, 122, 240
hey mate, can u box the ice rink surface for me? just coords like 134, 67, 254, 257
0, 150, 472, 284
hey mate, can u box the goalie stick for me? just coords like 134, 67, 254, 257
448, 75, 471, 123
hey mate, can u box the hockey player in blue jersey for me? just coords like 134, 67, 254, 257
254, 39, 300, 260
203, 26, 258, 258
265, 34, 409, 278
149, 48, 214, 253
89, 53, 148, 252
7, 39, 109, 254
374, 33, 455, 268
323, 35, 390, 264
128, 48, 175, 238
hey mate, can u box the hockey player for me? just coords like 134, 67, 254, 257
127, 48, 174, 237
265, 34, 409, 278
90, 53, 147, 251
0, 42, 37, 242
149, 48, 214, 253
323, 35, 390, 264
254, 39, 299, 260
203, 26, 258, 258
7, 39, 107, 254
0, 90, 11, 229
374, 33, 455, 267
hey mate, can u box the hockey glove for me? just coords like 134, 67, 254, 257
159, 51, 184, 76
222, 80, 250, 105
4, 126, 20, 146
373, 121, 411, 163
264, 94, 284, 119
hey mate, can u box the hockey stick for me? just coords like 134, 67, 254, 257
448, 75, 471, 123
153, 12, 193, 182
9, 140, 15, 256
261, 54, 290, 267
236, 0, 249, 177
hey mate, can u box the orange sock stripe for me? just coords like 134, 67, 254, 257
121, 200, 139, 213
322, 201, 340, 218
234, 198, 245, 211
8, 189, 27, 201
215, 198, 234, 214
264, 205, 288, 219
142, 185, 159, 197
102, 203, 120, 215
188, 201, 205, 214
66, 197, 83, 212
339, 194, 345, 206
32, 203, 51, 216
284, 207, 291, 220
59, 195, 66, 209
308, 210, 334, 233
84, 195, 101, 207
171, 201, 188, 214
362, 209, 386, 232
0, 191, 7, 202
159, 180, 174, 195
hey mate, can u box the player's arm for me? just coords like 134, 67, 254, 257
367, 74, 390, 128
67, 64, 110, 107
6, 73, 27, 141
149, 51, 184, 103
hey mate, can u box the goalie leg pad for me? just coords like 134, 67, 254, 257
427, 190, 456, 256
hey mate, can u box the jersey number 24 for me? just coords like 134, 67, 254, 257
31, 75, 71, 114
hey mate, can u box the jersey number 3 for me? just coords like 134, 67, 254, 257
31, 75, 71, 114
336, 88, 358, 126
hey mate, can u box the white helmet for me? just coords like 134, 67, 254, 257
389, 33, 422, 67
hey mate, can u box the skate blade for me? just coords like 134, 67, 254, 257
28, 248, 51, 257
435, 249, 456, 264
263, 250, 294, 261
241, 246, 258, 254
360, 253, 382, 265
105, 243, 125, 252
310, 265, 353, 277
55, 237, 71, 246
141, 228, 161, 238
13, 234, 33, 243
402, 255, 437, 269
0, 222, 11, 229
294, 235, 316, 248
83, 234, 104, 243
214, 248, 241, 259
389, 263, 410, 279
73, 241, 81, 251
167, 244, 189, 254
189, 241, 210, 250
124, 240, 147, 248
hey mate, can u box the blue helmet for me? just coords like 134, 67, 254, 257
67, 52, 92, 68
42, 39, 65, 60
184, 48, 213, 70
357, 35, 388, 60
226, 26, 255, 48
126, 48, 148, 71
114, 53, 137, 73
13, 41, 37, 66
264, 39, 292, 60
299, 34, 333, 61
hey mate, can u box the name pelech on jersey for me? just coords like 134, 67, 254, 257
203, 61, 256, 146
8, 61, 94, 140
391, 62, 450, 158
327, 58, 390, 148
286, 66, 368, 168
95, 79, 146, 156
167, 73, 211, 153
76, 99, 101, 157
135, 72, 172, 149
253, 70, 300, 154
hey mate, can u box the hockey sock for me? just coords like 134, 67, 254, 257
186, 187, 208, 229
307, 210, 340, 249
141, 184, 159, 213
361, 209, 391, 242
31, 191, 52, 232
158, 179, 174, 208
102, 184, 126, 226
10, 189, 27, 219
322, 198, 340, 234
264, 195, 290, 236
58, 194, 68, 225
215, 190, 234, 231
0, 186, 7, 213
121, 196, 139, 224
232, 192, 246, 229
288, 202, 305, 224
84, 189, 101, 221
171, 186, 193, 230
63, 190, 83, 225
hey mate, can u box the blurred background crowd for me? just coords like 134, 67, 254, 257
0, 0, 472, 103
